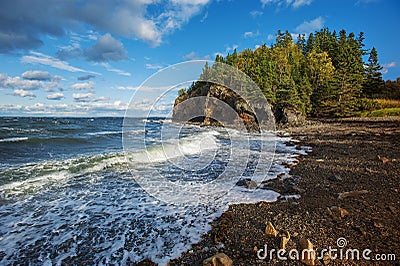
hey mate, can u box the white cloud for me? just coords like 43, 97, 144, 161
47, 92, 65, 100
146, 63, 163, 70
116, 86, 137, 91
182, 51, 211, 60
22, 70, 52, 81
71, 81, 95, 90
21, 52, 100, 75
243, 30, 260, 38
72, 93, 94, 102
1, 75, 43, 90
99, 62, 131, 76
292, 0, 313, 8
0, 72, 62, 94
383, 62, 397, 68
261, 0, 313, 8
250, 10, 263, 17
200, 11, 208, 23
295, 16, 324, 34
0, 101, 128, 116
13, 89, 36, 98
382, 61, 397, 74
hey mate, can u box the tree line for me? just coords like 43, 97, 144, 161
182, 28, 400, 117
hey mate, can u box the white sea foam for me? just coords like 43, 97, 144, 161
0, 137, 29, 143
86, 131, 122, 136
0, 128, 311, 265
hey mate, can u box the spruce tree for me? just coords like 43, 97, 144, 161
362, 47, 384, 98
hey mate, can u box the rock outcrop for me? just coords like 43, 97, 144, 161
273, 104, 306, 127
172, 83, 275, 133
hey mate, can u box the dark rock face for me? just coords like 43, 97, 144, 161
235, 178, 258, 189
172, 84, 275, 132
273, 104, 306, 127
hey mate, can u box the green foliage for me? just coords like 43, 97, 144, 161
363, 108, 400, 117
178, 88, 186, 97
362, 47, 385, 98
183, 28, 398, 118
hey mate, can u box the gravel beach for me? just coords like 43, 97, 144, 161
168, 117, 400, 266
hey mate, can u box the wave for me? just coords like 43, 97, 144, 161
0, 152, 127, 198
127, 130, 219, 163
86, 131, 122, 136
0, 137, 29, 143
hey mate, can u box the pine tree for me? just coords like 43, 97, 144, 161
362, 47, 384, 98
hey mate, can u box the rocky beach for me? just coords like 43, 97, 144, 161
167, 117, 400, 266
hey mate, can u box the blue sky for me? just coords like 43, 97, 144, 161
0, 0, 399, 116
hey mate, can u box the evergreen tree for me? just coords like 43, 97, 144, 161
362, 47, 384, 98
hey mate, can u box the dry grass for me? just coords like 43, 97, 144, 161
375, 99, 400, 109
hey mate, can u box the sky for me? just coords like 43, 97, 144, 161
0, 0, 399, 117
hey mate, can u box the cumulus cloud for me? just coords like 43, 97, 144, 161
0, 0, 210, 52
22, 70, 52, 81
0, 73, 45, 90
22, 52, 99, 74
295, 16, 324, 34
13, 89, 36, 98
46, 92, 65, 100
0, 71, 64, 95
72, 92, 94, 102
56, 43, 83, 60
84, 33, 128, 62
70, 81, 95, 90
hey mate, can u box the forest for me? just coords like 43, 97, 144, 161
180, 28, 400, 118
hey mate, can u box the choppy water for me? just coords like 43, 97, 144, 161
0, 117, 308, 265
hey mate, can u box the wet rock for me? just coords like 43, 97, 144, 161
236, 178, 257, 189
280, 231, 290, 250
299, 238, 315, 266
337, 190, 369, 200
273, 104, 306, 127
203, 253, 233, 266
322, 252, 331, 265
327, 206, 349, 219
328, 175, 342, 182
265, 222, 278, 237
135, 258, 157, 265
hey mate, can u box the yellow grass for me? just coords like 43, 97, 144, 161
375, 99, 400, 109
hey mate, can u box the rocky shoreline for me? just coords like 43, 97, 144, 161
164, 117, 400, 266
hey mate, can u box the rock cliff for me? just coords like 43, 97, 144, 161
172, 83, 276, 132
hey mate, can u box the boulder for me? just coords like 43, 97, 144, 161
265, 222, 278, 237
327, 206, 349, 219
299, 238, 315, 266
273, 104, 306, 127
203, 253, 233, 266
236, 178, 258, 189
